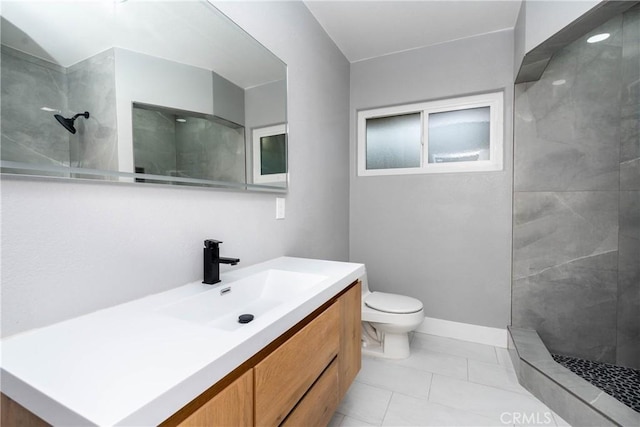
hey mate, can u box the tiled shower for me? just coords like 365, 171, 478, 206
512, 4, 639, 370
1, 47, 118, 174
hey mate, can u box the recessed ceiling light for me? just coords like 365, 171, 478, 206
587, 33, 610, 44
552, 79, 566, 86
176, 118, 187, 123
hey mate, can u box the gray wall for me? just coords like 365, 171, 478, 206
175, 117, 246, 183
245, 79, 287, 184
211, 71, 245, 126
523, 1, 601, 52
1, 47, 69, 169
513, 1, 602, 80
513, 0, 601, 70
132, 108, 177, 176
115, 48, 247, 175
512, 6, 639, 368
1, 1, 350, 337
114, 48, 215, 174
349, 30, 515, 329
67, 49, 118, 174
245, 80, 287, 131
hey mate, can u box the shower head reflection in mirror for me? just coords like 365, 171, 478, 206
0, 0, 287, 192
54, 112, 90, 135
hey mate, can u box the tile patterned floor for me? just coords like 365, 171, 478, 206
331, 333, 571, 427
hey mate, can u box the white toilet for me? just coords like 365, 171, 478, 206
361, 275, 424, 359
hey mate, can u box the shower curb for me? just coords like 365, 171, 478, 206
507, 327, 640, 427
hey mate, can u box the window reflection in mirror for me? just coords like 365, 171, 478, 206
252, 124, 287, 185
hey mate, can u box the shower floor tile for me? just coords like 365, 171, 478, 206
552, 354, 640, 413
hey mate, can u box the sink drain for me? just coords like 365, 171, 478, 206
238, 314, 254, 324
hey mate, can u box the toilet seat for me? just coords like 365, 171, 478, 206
364, 292, 423, 314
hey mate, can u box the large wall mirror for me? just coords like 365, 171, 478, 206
0, 0, 288, 191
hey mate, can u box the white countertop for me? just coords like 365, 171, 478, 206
0, 257, 365, 426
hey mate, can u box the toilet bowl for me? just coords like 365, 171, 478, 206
361, 276, 424, 359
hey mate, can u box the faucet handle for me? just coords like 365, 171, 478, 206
204, 239, 223, 249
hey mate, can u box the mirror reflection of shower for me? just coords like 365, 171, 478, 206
54, 111, 90, 134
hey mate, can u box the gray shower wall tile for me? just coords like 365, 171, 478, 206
512, 249, 618, 363
572, 51, 622, 155
175, 118, 245, 184
514, 89, 620, 192
67, 49, 118, 175
617, 191, 640, 369
513, 191, 619, 280
513, 191, 619, 363
620, 158, 640, 192
620, 190, 640, 240
621, 7, 640, 191
620, 137, 639, 192
621, 5, 639, 112
132, 108, 177, 176
616, 240, 640, 369
513, 5, 639, 370
620, 103, 639, 166
514, 19, 623, 192
1, 46, 69, 166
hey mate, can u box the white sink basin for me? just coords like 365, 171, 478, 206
159, 269, 327, 331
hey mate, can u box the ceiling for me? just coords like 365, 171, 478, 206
304, 0, 523, 62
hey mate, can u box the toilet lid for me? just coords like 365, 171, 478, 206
365, 292, 423, 314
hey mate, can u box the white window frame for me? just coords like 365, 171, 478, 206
252, 124, 287, 184
357, 91, 503, 176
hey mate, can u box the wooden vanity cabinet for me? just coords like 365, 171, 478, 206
338, 281, 362, 400
281, 358, 339, 427
1, 394, 50, 427
254, 302, 340, 425
170, 280, 362, 427
1, 281, 361, 427
178, 369, 253, 427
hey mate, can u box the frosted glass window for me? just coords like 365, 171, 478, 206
427, 107, 490, 164
357, 91, 503, 176
365, 113, 421, 170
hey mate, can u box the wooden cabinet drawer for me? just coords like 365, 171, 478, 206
177, 369, 253, 427
254, 302, 340, 426
281, 358, 339, 427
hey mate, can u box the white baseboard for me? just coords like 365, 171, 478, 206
415, 316, 507, 348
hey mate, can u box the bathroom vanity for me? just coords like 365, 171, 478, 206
0, 257, 364, 426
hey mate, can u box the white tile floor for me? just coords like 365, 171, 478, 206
331, 333, 572, 427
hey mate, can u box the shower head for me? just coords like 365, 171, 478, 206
54, 111, 90, 134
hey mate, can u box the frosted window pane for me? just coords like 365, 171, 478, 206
428, 107, 490, 163
366, 113, 421, 170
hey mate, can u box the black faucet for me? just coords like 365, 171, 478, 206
203, 239, 240, 285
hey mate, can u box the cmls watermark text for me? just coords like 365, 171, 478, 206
500, 411, 554, 425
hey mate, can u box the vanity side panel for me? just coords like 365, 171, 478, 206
254, 302, 340, 426
339, 280, 362, 400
